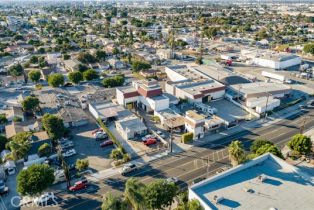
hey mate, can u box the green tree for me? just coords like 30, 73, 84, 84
42, 114, 66, 141
0, 135, 8, 152
38, 143, 52, 157
125, 178, 146, 210
145, 179, 178, 210
102, 193, 128, 210
132, 60, 151, 72
102, 75, 124, 87
96, 50, 107, 61
8, 64, 24, 82
12, 116, 22, 122
75, 158, 89, 171
48, 73, 64, 87
68, 71, 83, 84
181, 132, 193, 144
17, 164, 55, 196
228, 140, 246, 167
83, 69, 99, 81
288, 134, 312, 155
250, 139, 273, 153
7, 132, 31, 160
63, 54, 70, 60
0, 114, 7, 124
28, 70, 41, 83
255, 144, 283, 158
30, 56, 39, 64
77, 52, 97, 64
21, 96, 40, 113
78, 64, 88, 72
303, 43, 314, 55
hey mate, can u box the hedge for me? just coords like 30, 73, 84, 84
181, 132, 193, 144
97, 118, 129, 164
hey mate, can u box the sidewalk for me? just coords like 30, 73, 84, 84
86, 100, 307, 182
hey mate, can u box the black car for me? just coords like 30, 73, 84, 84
0, 180, 8, 195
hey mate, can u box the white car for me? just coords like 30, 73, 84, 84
120, 163, 138, 175
33, 192, 57, 205
166, 177, 179, 184
62, 149, 76, 157
142, 134, 154, 142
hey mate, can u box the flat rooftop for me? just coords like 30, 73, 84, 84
186, 110, 205, 121
117, 86, 137, 94
230, 82, 291, 96
210, 99, 249, 123
190, 153, 314, 210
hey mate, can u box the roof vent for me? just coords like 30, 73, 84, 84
213, 195, 224, 204
258, 174, 267, 182
243, 187, 254, 193
269, 207, 278, 210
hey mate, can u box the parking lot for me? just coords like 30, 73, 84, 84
66, 123, 113, 173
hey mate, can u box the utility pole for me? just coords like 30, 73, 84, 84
300, 117, 308, 134
263, 92, 270, 122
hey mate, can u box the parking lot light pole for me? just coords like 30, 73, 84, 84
169, 127, 173, 153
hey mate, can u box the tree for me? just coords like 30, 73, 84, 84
250, 139, 273, 153
186, 199, 204, 210
68, 71, 83, 84
228, 140, 246, 167
12, 116, 22, 122
0, 135, 8, 152
38, 143, 52, 157
255, 144, 283, 159
124, 178, 146, 210
303, 43, 314, 55
8, 64, 24, 81
63, 54, 70, 60
288, 134, 312, 155
102, 193, 128, 210
42, 114, 66, 141
77, 52, 97, 64
144, 179, 178, 210
17, 164, 55, 196
48, 73, 64, 87
7, 132, 31, 160
78, 64, 88, 72
102, 75, 124, 88
28, 70, 41, 83
132, 60, 151, 72
75, 158, 89, 171
0, 114, 7, 124
96, 50, 107, 61
60, 155, 71, 188
22, 96, 40, 113
83, 69, 99, 81
30, 55, 39, 64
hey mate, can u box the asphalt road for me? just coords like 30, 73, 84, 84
20, 109, 314, 210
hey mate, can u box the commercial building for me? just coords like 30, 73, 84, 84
165, 65, 226, 103
89, 101, 125, 122
115, 114, 148, 140
116, 79, 170, 112
241, 48, 301, 70
189, 153, 314, 210
185, 110, 206, 139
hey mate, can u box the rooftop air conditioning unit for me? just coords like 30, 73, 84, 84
258, 174, 267, 182
213, 195, 224, 204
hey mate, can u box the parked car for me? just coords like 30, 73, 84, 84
100, 140, 113, 147
80, 177, 88, 184
69, 181, 87, 192
60, 141, 74, 149
92, 128, 103, 135
192, 177, 206, 185
94, 131, 105, 137
0, 180, 8, 195
120, 163, 138, 175
95, 132, 108, 140
141, 134, 154, 141
143, 138, 157, 146
166, 177, 179, 184
62, 149, 76, 157
33, 192, 56, 205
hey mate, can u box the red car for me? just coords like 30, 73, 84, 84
143, 138, 157, 146
69, 181, 87, 191
92, 128, 103, 135
100, 140, 113, 147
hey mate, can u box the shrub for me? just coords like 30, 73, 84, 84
181, 132, 193, 144
75, 159, 89, 171
38, 143, 52, 157
288, 134, 312, 155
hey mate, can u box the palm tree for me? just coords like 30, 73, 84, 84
124, 178, 145, 210
228, 140, 246, 167
102, 193, 127, 210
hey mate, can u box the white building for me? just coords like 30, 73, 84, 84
115, 114, 148, 140
185, 110, 206, 140
165, 65, 226, 103
189, 153, 314, 210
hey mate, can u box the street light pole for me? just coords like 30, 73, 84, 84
300, 117, 308, 134
263, 92, 270, 122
